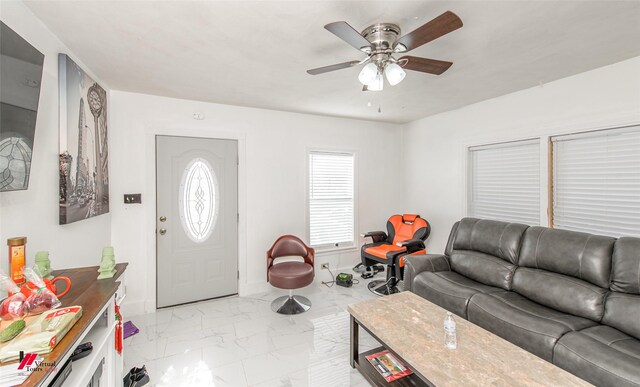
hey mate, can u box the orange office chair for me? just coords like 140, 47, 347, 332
360, 214, 430, 295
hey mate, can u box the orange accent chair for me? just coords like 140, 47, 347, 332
361, 214, 431, 295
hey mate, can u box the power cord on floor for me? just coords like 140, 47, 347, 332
322, 267, 335, 287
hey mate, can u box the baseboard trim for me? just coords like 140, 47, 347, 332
240, 264, 360, 296
125, 264, 363, 314
239, 280, 270, 296
120, 299, 147, 317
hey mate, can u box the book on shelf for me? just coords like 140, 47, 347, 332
365, 349, 413, 382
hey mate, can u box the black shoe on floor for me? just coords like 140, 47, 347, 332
124, 365, 150, 387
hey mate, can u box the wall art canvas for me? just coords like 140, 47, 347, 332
0, 21, 45, 192
59, 54, 109, 224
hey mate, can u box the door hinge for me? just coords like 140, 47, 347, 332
237, 271, 239, 279
237, 213, 239, 223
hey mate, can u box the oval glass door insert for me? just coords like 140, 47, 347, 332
179, 158, 218, 242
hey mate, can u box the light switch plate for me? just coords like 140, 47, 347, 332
124, 193, 142, 204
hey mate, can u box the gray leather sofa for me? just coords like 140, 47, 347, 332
404, 218, 640, 387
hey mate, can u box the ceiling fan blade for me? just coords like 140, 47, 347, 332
307, 60, 361, 75
399, 56, 453, 75
394, 11, 462, 52
325, 21, 372, 51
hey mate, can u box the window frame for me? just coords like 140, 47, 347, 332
306, 149, 357, 253
549, 125, 640, 237
465, 137, 545, 226
462, 120, 640, 233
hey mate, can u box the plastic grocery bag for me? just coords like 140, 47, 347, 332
23, 267, 61, 316
0, 272, 26, 321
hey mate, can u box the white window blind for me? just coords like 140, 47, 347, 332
552, 127, 640, 237
468, 139, 540, 225
309, 151, 355, 249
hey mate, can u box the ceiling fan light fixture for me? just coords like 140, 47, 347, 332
394, 43, 407, 53
384, 63, 406, 86
308, 12, 463, 93
368, 72, 384, 91
358, 63, 378, 85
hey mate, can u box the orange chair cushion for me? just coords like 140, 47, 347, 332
399, 249, 426, 267
364, 244, 406, 259
403, 214, 418, 222
388, 215, 429, 245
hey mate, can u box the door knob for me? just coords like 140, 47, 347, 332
159, 216, 167, 222
159, 228, 167, 235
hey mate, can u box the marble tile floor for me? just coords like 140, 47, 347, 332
124, 280, 385, 386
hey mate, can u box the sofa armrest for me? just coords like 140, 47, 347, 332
403, 254, 451, 293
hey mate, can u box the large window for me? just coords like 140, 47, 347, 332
552, 127, 640, 237
468, 139, 540, 225
308, 151, 355, 250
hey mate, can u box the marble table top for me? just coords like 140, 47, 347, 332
348, 291, 592, 387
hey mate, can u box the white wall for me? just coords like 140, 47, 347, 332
6, 0, 639, 317
402, 56, 640, 253
109, 91, 404, 314
0, 2, 111, 274
1, 54, 42, 111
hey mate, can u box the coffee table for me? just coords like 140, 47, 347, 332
348, 292, 592, 386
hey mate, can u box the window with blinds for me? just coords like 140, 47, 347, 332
468, 139, 541, 225
552, 127, 640, 237
308, 151, 355, 249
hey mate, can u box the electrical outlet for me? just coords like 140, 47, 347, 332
321, 263, 330, 270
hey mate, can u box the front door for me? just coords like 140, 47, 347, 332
156, 135, 238, 308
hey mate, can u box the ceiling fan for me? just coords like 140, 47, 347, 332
307, 11, 463, 91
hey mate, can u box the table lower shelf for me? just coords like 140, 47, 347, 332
355, 347, 428, 387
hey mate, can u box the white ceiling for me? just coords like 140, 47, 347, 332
24, 1, 640, 124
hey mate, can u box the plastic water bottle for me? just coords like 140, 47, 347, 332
444, 312, 457, 349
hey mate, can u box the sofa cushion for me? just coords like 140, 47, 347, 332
451, 218, 529, 264
444, 221, 460, 257
412, 271, 502, 318
450, 250, 517, 290
603, 292, 640, 340
611, 237, 640, 294
519, 227, 615, 288
512, 267, 608, 321
554, 325, 640, 387
403, 254, 451, 293
604, 237, 640, 342
448, 218, 528, 291
467, 292, 596, 361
